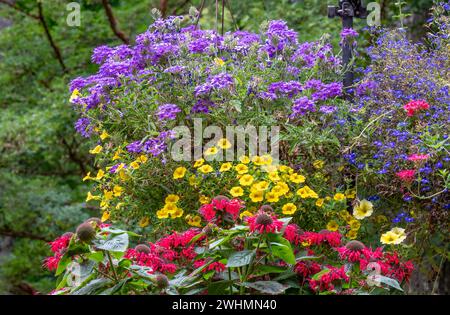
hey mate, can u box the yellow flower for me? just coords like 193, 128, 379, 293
345, 189, 356, 199
69, 89, 81, 102
380, 231, 399, 245
270, 185, 284, 196
130, 161, 140, 169
115, 202, 125, 210
186, 215, 202, 227
346, 230, 358, 240
82, 172, 92, 181
265, 191, 279, 203
96, 169, 105, 180
349, 220, 361, 230
277, 182, 289, 195
199, 164, 213, 174
261, 154, 273, 165
113, 163, 125, 173
235, 163, 248, 174
217, 138, 232, 149
268, 172, 280, 182
239, 155, 250, 164
112, 150, 121, 161
219, 162, 232, 172
282, 203, 297, 215
249, 190, 264, 202
194, 158, 205, 168
262, 164, 278, 173
204, 146, 219, 156
214, 57, 225, 67
313, 160, 324, 169
240, 210, 254, 219
199, 195, 210, 204
118, 169, 130, 181
138, 155, 148, 163
390, 227, 407, 244
255, 181, 269, 191
333, 193, 346, 201
101, 211, 110, 222
315, 198, 325, 208
239, 174, 254, 186
252, 155, 264, 165
170, 207, 184, 218
139, 217, 150, 227
189, 175, 198, 186
173, 166, 187, 179
289, 173, 306, 184
353, 199, 374, 220
86, 191, 101, 202
339, 210, 350, 219
103, 190, 114, 201
326, 220, 339, 231
100, 130, 109, 141
100, 200, 109, 210
230, 186, 244, 197
375, 215, 388, 224
165, 194, 180, 204
156, 209, 169, 219
163, 203, 178, 214
113, 185, 123, 197
89, 145, 103, 154
296, 186, 318, 199
278, 165, 289, 173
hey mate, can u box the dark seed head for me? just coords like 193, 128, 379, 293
155, 274, 169, 289
76, 222, 96, 243
259, 205, 273, 212
255, 213, 273, 226
135, 244, 151, 254
85, 217, 102, 226
213, 195, 230, 202
345, 240, 365, 251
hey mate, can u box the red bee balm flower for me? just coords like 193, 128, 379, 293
407, 154, 429, 161
246, 211, 283, 234
396, 169, 415, 182
403, 100, 429, 117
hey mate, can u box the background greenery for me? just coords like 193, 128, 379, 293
0, 0, 435, 294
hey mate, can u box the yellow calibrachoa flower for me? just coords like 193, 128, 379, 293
346, 230, 358, 240
112, 163, 125, 173
96, 169, 105, 180
264, 192, 279, 203
333, 193, 346, 201
349, 220, 361, 230
240, 210, 253, 219
235, 163, 248, 174
260, 154, 273, 165
387, 227, 406, 244
86, 191, 101, 202
345, 189, 356, 199
217, 138, 232, 149
113, 185, 123, 197
112, 150, 122, 161
199, 195, 210, 204
277, 182, 290, 195
268, 172, 280, 182
353, 199, 374, 220
199, 164, 213, 174
239, 174, 254, 186
139, 217, 150, 227
130, 161, 140, 169
138, 155, 148, 163
89, 145, 103, 154
100, 130, 109, 140
163, 203, 178, 214
315, 198, 324, 208
214, 57, 225, 67
313, 160, 324, 169
83, 172, 92, 181
101, 211, 110, 222
289, 173, 306, 184
249, 190, 264, 202
170, 207, 184, 218
156, 209, 169, 219
380, 231, 399, 245
252, 155, 264, 165
118, 169, 130, 181
270, 185, 284, 196
165, 194, 180, 204
186, 214, 202, 227
255, 181, 269, 191
262, 164, 278, 173
103, 190, 113, 201
282, 203, 297, 215
204, 146, 219, 156
189, 175, 198, 186
194, 158, 204, 168
219, 162, 232, 172
326, 220, 339, 231
230, 186, 244, 197
173, 166, 187, 179
296, 186, 318, 199
239, 155, 250, 164
70, 88, 81, 102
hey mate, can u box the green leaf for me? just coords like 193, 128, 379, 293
207, 280, 234, 295
226, 250, 255, 268
72, 278, 112, 295
373, 275, 404, 291
253, 265, 287, 276
101, 227, 140, 237
94, 233, 129, 252
55, 255, 71, 276
243, 281, 287, 295
88, 251, 104, 263
209, 237, 229, 249
267, 234, 296, 264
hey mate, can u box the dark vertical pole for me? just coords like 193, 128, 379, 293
342, 15, 354, 101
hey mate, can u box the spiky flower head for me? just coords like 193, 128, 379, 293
76, 222, 96, 243
135, 244, 151, 254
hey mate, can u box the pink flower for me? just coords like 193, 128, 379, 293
246, 210, 283, 234
403, 100, 429, 117
407, 154, 429, 161
199, 204, 216, 222
396, 169, 416, 182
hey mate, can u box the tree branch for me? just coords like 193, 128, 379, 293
160, 0, 169, 17
0, 0, 39, 20
101, 0, 129, 44
60, 135, 88, 175
37, 2, 67, 73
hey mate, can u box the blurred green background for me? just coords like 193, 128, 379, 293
0, 0, 434, 294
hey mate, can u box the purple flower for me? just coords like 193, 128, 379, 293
126, 140, 143, 153
290, 97, 315, 117
74, 117, 92, 138
340, 28, 359, 40
157, 104, 181, 121
268, 81, 303, 98
191, 99, 215, 113
319, 106, 337, 114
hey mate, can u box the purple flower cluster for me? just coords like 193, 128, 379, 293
157, 104, 181, 121
290, 97, 316, 117
194, 73, 234, 97
74, 117, 92, 138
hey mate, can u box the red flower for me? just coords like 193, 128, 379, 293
199, 204, 216, 222
225, 199, 243, 219
246, 210, 283, 234
309, 266, 349, 292
294, 261, 321, 278
337, 241, 366, 262
49, 234, 71, 253
320, 230, 342, 247
407, 154, 429, 161
396, 169, 415, 182
403, 100, 429, 116
283, 224, 301, 245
